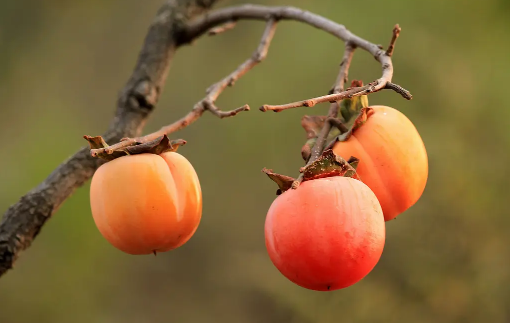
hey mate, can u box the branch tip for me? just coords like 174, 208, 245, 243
208, 20, 237, 36
386, 24, 401, 57
385, 82, 413, 100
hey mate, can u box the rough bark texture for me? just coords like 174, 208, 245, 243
0, 0, 218, 277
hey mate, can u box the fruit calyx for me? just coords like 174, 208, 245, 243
84, 134, 186, 161
263, 149, 360, 196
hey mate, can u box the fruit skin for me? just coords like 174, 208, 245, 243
333, 106, 428, 221
265, 177, 385, 291
90, 152, 202, 255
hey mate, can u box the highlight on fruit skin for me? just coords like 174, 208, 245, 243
89, 152, 202, 255
264, 176, 385, 291
333, 105, 428, 221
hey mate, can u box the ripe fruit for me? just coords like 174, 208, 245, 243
333, 106, 428, 221
265, 176, 385, 291
90, 152, 202, 255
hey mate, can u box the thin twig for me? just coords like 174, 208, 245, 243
208, 20, 237, 36
331, 43, 356, 94
185, 5, 397, 106
91, 19, 278, 157
292, 43, 355, 189
386, 24, 401, 57
260, 83, 375, 112
385, 82, 412, 100
261, 79, 412, 112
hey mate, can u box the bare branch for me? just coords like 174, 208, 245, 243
331, 42, 356, 94
260, 83, 375, 112
386, 24, 401, 57
90, 19, 278, 157
260, 79, 412, 112
185, 5, 396, 98
205, 18, 277, 100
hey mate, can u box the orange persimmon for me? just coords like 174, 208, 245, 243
90, 152, 202, 255
265, 176, 385, 291
332, 106, 428, 221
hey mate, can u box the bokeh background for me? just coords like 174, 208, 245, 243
1, 0, 508, 322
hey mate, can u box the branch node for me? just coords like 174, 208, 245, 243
303, 100, 316, 108
133, 80, 158, 110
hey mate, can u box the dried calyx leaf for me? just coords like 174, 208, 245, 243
263, 152, 360, 196
83, 134, 186, 161
302, 149, 361, 182
83, 136, 127, 161
262, 168, 296, 195
125, 135, 186, 155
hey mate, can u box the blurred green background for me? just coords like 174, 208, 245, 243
0, 0, 508, 322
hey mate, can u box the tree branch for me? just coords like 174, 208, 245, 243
0, 0, 220, 277
89, 18, 278, 157
184, 5, 400, 107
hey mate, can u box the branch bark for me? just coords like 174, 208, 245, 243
0, 0, 219, 277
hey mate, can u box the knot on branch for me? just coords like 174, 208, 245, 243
126, 80, 159, 111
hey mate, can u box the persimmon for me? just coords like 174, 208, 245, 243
332, 105, 428, 221
265, 176, 385, 291
90, 152, 202, 255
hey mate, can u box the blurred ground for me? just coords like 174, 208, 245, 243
0, 1, 509, 322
